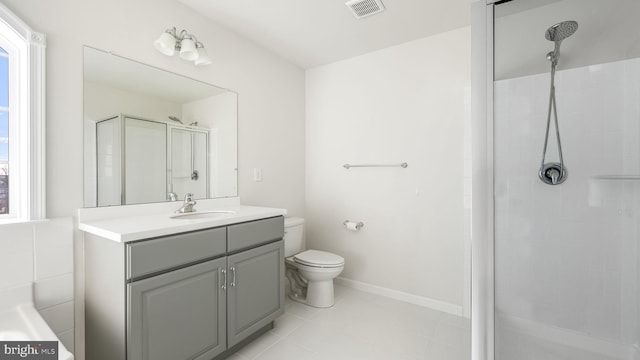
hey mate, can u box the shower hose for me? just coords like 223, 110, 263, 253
539, 61, 566, 185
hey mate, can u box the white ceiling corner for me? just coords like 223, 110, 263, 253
177, 0, 471, 69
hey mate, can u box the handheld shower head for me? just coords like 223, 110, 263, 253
545, 20, 578, 42
168, 116, 183, 124
545, 20, 578, 65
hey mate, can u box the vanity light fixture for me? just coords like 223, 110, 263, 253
154, 27, 212, 66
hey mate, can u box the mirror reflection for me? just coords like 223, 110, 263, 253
83, 47, 238, 207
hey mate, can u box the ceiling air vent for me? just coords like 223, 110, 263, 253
345, 0, 386, 19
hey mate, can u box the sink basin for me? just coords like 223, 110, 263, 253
170, 210, 236, 220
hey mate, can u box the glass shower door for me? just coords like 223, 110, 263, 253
96, 116, 121, 206
493, 0, 640, 359
124, 117, 167, 205
169, 127, 208, 200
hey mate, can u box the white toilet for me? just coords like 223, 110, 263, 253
284, 217, 344, 308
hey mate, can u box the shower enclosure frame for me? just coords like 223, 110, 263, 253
473, 1, 640, 358
470, 1, 496, 359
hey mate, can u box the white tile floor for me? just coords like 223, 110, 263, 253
227, 284, 470, 360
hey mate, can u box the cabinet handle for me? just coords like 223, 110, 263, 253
230, 266, 236, 287
221, 268, 227, 291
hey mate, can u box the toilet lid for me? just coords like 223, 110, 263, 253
293, 250, 345, 267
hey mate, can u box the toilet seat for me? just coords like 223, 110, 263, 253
293, 250, 344, 268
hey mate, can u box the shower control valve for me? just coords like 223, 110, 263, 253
539, 162, 567, 185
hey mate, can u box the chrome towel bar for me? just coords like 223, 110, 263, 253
343, 162, 408, 169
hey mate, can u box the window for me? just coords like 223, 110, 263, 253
0, 4, 46, 222
0, 47, 7, 215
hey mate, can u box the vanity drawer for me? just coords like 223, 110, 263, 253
127, 227, 227, 280
227, 216, 284, 252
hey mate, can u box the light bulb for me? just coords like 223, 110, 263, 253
194, 46, 212, 66
153, 32, 176, 56
179, 37, 198, 61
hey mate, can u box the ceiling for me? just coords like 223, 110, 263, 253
177, 0, 471, 69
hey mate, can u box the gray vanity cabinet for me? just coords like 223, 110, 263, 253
127, 257, 227, 360
84, 216, 284, 360
227, 241, 284, 347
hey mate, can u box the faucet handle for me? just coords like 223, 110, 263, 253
184, 193, 194, 202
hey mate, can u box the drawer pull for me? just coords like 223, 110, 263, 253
230, 266, 236, 287
221, 268, 227, 291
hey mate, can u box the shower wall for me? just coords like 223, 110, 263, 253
494, 57, 640, 358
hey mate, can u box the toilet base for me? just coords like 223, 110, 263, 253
305, 279, 335, 308
287, 279, 336, 308
286, 264, 337, 308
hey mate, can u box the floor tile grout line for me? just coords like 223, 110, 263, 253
248, 332, 285, 360
272, 317, 308, 339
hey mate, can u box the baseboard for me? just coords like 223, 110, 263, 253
335, 277, 464, 317
497, 313, 639, 360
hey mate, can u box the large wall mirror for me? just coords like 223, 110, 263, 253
83, 46, 238, 207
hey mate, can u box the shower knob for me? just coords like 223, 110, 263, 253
539, 162, 567, 185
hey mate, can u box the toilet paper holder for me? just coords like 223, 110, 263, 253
343, 220, 364, 231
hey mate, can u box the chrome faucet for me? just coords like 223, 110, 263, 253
175, 193, 196, 213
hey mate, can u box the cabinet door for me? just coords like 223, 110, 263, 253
227, 240, 285, 347
128, 258, 226, 360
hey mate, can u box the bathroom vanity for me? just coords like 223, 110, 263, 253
80, 205, 286, 360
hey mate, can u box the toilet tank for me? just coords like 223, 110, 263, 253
284, 217, 305, 257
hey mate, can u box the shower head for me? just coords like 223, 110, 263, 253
168, 116, 183, 124
545, 20, 578, 65
545, 20, 578, 42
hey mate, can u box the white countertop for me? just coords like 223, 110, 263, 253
79, 204, 287, 243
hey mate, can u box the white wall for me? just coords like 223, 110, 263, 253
305, 27, 470, 312
2, 1, 306, 359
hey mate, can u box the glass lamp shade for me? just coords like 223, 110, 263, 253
194, 47, 212, 66
154, 32, 176, 56
179, 38, 198, 61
